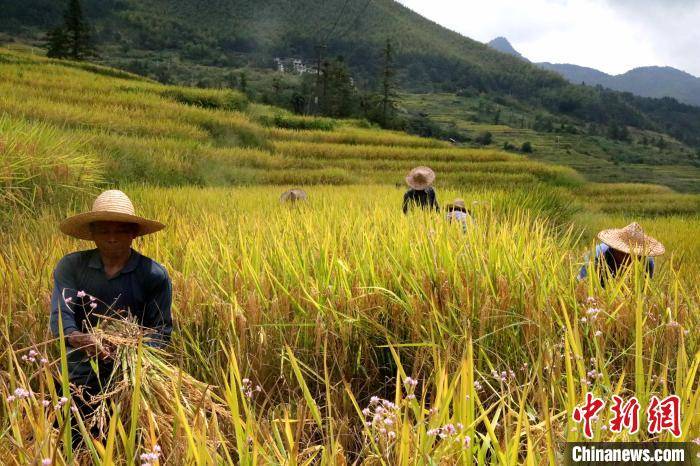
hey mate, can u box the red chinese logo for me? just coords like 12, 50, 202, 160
572, 393, 605, 439
609, 395, 640, 434
573, 393, 682, 438
647, 395, 681, 438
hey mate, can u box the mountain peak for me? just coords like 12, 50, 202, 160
487, 37, 526, 60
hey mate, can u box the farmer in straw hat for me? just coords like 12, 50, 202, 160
49, 189, 172, 441
577, 222, 664, 285
445, 198, 473, 233
403, 166, 439, 214
280, 188, 307, 203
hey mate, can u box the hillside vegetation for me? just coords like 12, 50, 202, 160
2, 47, 698, 217
401, 92, 700, 193
4, 0, 700, 151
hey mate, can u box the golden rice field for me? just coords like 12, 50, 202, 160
1, 48, 699, 464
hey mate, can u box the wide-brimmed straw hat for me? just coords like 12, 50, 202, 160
446, 198, 467, 212
280, 188, 307, 203
597, 222, 665, 257
405, 166, 435, 190
59, 190, 165, 241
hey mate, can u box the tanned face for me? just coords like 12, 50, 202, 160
90, 221, 138, 257
610, 247, 631, 265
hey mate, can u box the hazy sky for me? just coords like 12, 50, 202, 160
396, 0, 700, 76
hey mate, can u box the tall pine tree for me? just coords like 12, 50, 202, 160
380, 38, 398, 127
47, 0, 94, 60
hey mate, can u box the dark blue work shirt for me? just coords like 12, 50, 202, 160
403, 187, 439, 214
49, 248, 172, 381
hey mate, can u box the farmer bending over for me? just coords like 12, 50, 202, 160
49, 190, 172, 440
403, 166, 439, 214
444, 198, 473, 233
577, 222, 664, 286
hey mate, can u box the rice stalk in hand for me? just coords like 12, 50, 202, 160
88, 316, 232, 459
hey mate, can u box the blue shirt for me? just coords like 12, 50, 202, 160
50, 248, 172, 380
445, 210, 473, 233
577, 243, 655, 284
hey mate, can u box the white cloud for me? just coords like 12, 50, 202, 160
396, 0, 699, 76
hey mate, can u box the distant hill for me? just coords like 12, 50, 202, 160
3, 1, 700, 148
487, 37, 526, 61
487, 37, 700, 107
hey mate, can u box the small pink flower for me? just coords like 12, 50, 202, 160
594, 330, 603, 337
64, 297, 72, 304
406, 394, 416, 400
6, 395, 16, 402
463, 435, 471, 447
77, 291, 87, 298
89, 295, 96, 302
42, 459, 52, 466
70, 405, 79, 413
89, 302, 97, 309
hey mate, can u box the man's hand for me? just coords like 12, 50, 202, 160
67, 331, 112, 360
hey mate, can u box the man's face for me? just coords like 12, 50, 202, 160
610, 247, 631, 264
90, 221, 137, 255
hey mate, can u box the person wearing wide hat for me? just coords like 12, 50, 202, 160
49, 189, 173, 443
577, 222, 664, 286
280, 188, 308, 204
445, 198, 473, 233
402, 166, 439, 214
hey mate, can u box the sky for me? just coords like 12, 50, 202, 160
396, 0, 700, 76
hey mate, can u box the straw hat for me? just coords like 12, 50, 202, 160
597, 222, 665, 257
446, 198, 467, 212
59, 190, 165, 241
405, 166, 435, 190
280, 188, 307, 203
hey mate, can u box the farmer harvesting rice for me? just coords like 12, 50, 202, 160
403, 166, 439, 214
577, 222, 664, 286
280, 188, 308, 203
49, 189, 172, 439
444, 198, 473, 233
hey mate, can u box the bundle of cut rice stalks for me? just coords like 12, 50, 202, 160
87, 316, 233, 460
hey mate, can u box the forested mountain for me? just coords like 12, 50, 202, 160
487, 37, 700, 107
3, 0, 700, 148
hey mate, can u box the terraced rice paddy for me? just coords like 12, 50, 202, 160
1, 48, 698, 464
